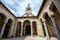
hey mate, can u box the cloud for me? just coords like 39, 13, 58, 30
1, 0, 43, 17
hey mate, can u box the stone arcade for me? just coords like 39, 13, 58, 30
0, 0, 60, 40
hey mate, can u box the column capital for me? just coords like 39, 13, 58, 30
21, 21, 23, 26
49, 15, 54, 18
48, 10, 54, 18
31, 20, 32, 22
42, 18, 46, 23
40, 18, 46, 23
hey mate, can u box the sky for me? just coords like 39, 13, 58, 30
1, 0, 43, 17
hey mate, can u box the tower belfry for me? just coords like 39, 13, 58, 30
23, 3, 34, 17
26, 3, 32, 14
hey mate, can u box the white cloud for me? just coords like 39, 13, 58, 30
1, 0, 43, 17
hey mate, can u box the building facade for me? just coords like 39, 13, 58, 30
0, 0, 60, 40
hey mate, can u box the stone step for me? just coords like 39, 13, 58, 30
0, 36, 57, 40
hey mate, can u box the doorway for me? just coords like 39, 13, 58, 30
26, 25, 31, 35
2, 19, 12, 38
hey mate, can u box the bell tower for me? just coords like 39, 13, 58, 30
26, 3, 32, 14
23, 3, 34, 17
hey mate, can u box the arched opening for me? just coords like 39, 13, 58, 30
32, 21, 37, 35
0, 13, 6, 33
2, 19, 12, 38
49, 2, 60, 32
44, 13, 56, 37
23, 20, 31, 36
15, 22, 21, 37
26, 25, 31, 35
40, 19, 46, 36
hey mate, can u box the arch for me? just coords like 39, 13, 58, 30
43, 12, 49, 19
25, 25, 31, 35
44, 12, 56, 37
53, 8, 60, 33
15, 22, 21, 37
23, 20, 30, 24
0, 13, 6, 19
32, 21, 37, 35
23, 20, 31, 36
0, 13, 6, 33
2, 19, 12, 38
49, 2, 60, 33
40, 19, 46, 36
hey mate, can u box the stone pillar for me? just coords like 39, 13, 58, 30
0, 18, 8, 38
31, 21, 33, 36
42, 20, 49, 40
21, 22, 23, 37
39, 19, 45, 37
50, 16, 60, 40
24, 26, 26, 36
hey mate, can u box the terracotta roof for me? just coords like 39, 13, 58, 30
23, 13, 35, 17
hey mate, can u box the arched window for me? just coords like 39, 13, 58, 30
32, 21, 37, 35
23, 20, 31, 36
16, 22, 21, 37
0, 13, 6, 33
2, 19, 12, 38
44, 13, 56, 37
49, 2, 60, 33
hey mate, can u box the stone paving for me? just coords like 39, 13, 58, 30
0, 36, 58, 40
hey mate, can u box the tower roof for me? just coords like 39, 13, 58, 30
23, 4, 34, 17
26, 3, 31, 10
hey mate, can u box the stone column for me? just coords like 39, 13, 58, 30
21, 22, 23, 37
50, 16, 60, 40
42, 20, 49, 40
0, 18, 8, 38
24, 26, 26, 36
31, 21, 33, 36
